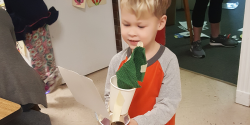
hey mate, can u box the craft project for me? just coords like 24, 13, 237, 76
116, 45, 147, 89
109, 42, 147, 125
58, 67, 130, 125
58, 42, 147, 125
73, 0, 86, 8
87, 0, 106, 7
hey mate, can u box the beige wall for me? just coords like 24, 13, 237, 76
43, 0, 117, 75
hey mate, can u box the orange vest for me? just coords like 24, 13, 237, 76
117, 56, 175, 125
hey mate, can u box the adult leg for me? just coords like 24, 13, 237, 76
209, 0, 237, 47
25, 25, 63, 94
190, 0, 209, 58
209, 0, 223, 38
192, 0, 210, 41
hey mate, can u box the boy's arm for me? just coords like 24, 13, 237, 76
104, 51, 127, 109
133, 55, 182, 125
104, 58, 116, 108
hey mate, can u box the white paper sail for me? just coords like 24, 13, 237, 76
58, 66, 110, 119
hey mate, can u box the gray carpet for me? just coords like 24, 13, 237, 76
165, 0, 245, 85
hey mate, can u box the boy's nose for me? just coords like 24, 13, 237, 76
128, 30, 136, 37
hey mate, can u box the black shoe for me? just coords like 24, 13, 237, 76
190, 40, 206, 58
210, 34, 238, 47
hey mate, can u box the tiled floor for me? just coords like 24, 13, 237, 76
40, 68, 250, 125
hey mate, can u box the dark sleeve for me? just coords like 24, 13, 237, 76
3, 0, 13, 14
4, 0, 25, 17
4, 0, 48, 20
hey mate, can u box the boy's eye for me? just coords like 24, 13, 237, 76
123, 24, 130, 27
138, 26, 145, 29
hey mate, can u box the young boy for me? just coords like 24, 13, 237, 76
104, 0, 182, 125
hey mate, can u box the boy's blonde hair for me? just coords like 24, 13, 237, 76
120, 0, 171, 19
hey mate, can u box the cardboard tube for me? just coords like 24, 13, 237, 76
112, 91, 125, 122
109, 75, 136, 115
111, 122, 125, 125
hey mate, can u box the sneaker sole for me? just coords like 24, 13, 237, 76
209, 42, 237, 47
190, 49, 205, 58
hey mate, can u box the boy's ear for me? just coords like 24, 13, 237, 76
158, 15, 167, 31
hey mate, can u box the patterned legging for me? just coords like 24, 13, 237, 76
25, 25, 60, 92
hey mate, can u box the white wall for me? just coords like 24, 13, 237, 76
236, 0, 250, 107
44, 0, 117, 75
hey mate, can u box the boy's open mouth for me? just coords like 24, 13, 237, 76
129, 39, 140, 45
129, 40, 139, 42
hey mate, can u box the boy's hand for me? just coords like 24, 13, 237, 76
128, 119, 138, 125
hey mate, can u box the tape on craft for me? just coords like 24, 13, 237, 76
141, 64, 147, 73
127, 56, 131, 62
112, 91, 125, 122
137, 42, 143, 47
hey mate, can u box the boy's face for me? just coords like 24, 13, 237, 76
121, 7, 166, 50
